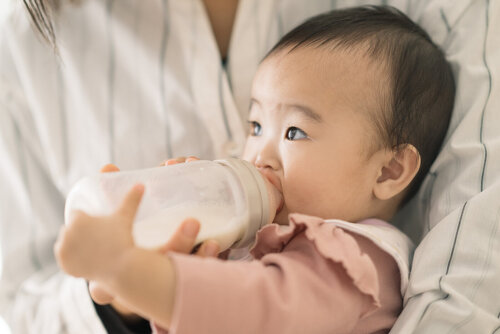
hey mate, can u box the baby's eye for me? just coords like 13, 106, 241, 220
286, 127, 307, 140
248, 121, 262, 136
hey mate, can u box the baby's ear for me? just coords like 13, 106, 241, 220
373, 144, 420, 201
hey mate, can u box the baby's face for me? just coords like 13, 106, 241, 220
242, 46, 390, 224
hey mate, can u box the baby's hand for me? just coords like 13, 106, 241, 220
54, 184, 144, 281
87, 161, 220, 320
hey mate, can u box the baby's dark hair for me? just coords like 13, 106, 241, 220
265, 5, 455, 205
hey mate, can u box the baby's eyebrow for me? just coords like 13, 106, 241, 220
284, 103, 323, 123
250, 98, 323, 122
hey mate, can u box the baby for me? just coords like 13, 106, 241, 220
55, 6, 454, 333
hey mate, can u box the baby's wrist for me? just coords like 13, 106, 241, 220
96, 247, 136, 292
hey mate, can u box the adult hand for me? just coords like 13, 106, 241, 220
88, 163, 220, 323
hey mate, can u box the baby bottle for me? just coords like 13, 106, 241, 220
64, 158, 281, 252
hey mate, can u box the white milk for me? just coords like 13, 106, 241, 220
132, 204, 245, 251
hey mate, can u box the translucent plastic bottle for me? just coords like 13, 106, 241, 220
64, 158, 281, 251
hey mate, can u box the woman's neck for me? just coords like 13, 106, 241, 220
201, 0, 239, 60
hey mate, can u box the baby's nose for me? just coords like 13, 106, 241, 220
254, 143, 280, 171
254, 155, 279, 171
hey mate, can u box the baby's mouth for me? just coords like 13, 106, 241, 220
257, 168, 284, 216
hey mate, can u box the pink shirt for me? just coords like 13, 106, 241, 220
154, 213, 403, 333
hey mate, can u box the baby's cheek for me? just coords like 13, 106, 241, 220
283, 172, 342, 219
282, 176, 321, 213
241, 137, 259, 162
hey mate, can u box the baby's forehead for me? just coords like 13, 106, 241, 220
267, 39, 389, 67
261, 45, 391, 114
264, 43, 390, 87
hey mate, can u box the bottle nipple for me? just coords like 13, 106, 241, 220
262, 176, 284, 225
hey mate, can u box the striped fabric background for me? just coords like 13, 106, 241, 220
0, 0, 498, 333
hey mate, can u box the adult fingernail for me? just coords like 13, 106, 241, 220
182, 220, 199, 237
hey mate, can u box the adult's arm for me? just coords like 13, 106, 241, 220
0, 13, 113, 334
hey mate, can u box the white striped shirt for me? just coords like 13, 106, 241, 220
0, 0, 499, 333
